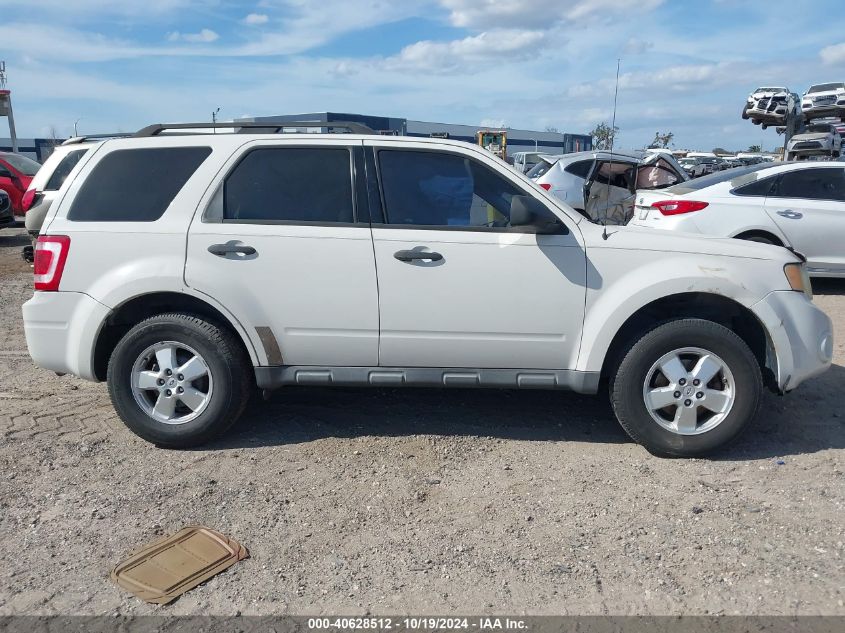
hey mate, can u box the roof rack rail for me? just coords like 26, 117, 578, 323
134, 121, 376, 137
62, 133, 134, 146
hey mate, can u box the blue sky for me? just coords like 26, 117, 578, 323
2, 0, 845, 151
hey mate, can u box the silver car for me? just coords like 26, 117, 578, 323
785, 122, 842, 160
528, 150, 688, 224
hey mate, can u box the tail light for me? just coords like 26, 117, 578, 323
21, 188, 38, 212
33, 235, 71, 291
539, 183, 552, 191
651, 200, 709, 216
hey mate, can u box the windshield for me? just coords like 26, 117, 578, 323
808, 83, 845, 93
806, 124, 833, 133
526, 157, 556, 179
0, 153, 41, 176
755, 87, 784, 92
664, 163, 775, 194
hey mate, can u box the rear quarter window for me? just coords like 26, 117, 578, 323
67, 147, 211, 222
45, 149, 88, 191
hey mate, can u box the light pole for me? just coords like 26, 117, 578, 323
212, 107, 220, 133
74, 118, 82, 137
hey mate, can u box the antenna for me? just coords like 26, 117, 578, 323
602, 58, 621, 241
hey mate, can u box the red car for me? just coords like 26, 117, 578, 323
0, 151, 41, 216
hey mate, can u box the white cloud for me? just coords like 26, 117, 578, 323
623, 37, 653, 55
386, 29, 548, 72
168, 28, 219, 43
242, 13, 269, 26
439, 0, 665, 29
820, 42, 845, 65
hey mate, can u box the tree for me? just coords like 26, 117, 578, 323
544, 126, 560, 133
747, 144, 762, 153
650, 131, 674, 148
712, 147, 729, 155
590, 122, 618, 150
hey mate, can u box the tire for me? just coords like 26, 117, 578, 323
610, 319, 762, 457
107, 313, 252, 448
741, 105, 750, 120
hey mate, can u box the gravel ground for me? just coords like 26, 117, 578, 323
0, 225, 843, 616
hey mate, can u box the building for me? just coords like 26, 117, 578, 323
0, 137, 63, 162
237, 112, 592, 156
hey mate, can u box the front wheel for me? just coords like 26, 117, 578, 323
610, 319, 762, 457
107, 313, 252, 448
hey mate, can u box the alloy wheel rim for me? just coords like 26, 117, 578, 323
130, 341, 213, 425
642, 346, 735, 436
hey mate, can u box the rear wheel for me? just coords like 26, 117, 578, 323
107, 313, 251, 448
610, 319, 762, 457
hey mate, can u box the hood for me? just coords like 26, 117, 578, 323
590, 223, 797, 262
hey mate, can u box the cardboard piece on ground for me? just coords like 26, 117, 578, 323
110, 526, 248, 604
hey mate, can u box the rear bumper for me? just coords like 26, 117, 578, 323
751, 291, 833, 392
22, 291, 111, 381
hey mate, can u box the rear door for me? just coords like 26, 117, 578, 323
185, 139, 380, 366
764, 166, 845, 274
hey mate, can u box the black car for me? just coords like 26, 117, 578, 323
0, 190, 14, 228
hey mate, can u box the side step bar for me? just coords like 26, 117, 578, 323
255, 366, 601, 394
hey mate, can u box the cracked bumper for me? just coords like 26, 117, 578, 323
751, 291, 833, 392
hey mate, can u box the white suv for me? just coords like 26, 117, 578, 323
22, 123, 834, 457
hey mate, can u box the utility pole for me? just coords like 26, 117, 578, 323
212, 107, 220, 134
0, 61, 18, 153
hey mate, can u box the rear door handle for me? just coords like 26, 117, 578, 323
208, 243, 257, 257
394, 249, 443, 262
776, 210, 803, 219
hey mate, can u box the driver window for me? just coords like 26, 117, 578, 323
378, 149, 558, 229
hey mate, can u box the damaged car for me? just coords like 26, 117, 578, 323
528, 150, 688, 224
801, 82, 845, 123
744, 87, 799, 129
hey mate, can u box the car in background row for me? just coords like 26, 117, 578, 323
0, 190, 12, 229
801, 82, 845, 123
0, 151, 41, 217
528, 150, 688, 224
23, 139, 97, 240
511, 151, 549, 174
785, 122, 842, 160
743, 87, 799, 129
679, 157, 708, 178
629, 162, 845, 277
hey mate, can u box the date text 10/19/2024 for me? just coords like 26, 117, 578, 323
307, 618, 529, 631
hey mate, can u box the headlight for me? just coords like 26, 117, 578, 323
784, 263, 812, 299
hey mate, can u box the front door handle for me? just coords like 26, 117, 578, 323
776, 210, 803, 219
394, 249, 443, 262
208, 243, 257, 257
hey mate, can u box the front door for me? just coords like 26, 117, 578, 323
185, 140, 380, 366
764, 166, 845, 275
366, 141, 587, 370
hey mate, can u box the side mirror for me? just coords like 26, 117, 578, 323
510, 196, 566, 234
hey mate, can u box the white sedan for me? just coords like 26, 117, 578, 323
628, 162, 845, 278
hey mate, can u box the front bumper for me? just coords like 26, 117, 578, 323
22, 291, 112, 381
751, 291, 833, 392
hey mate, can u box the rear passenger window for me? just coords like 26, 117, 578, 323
224, 148, 353, 223
68, 147, 211, 222
564, 160, 593, 178
45, 149, 87, 191
773, 168, 845, 201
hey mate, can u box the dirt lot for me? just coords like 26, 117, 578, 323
0, 225, 842, 616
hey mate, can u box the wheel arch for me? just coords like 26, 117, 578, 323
732, 229, 786, 246
593, 292, 778, 393
92, 291, 261, 381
